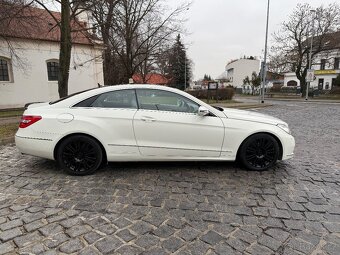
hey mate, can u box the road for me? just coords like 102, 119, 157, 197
0, 101, 339, 254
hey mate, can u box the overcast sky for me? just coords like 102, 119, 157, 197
176, 0, 337, 80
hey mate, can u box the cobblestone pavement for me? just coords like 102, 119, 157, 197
0, 102, 339, 255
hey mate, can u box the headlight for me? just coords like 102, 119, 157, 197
277, 123, 291, 134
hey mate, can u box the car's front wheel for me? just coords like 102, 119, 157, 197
239, 133, 279, 171
56, 135, 103, 175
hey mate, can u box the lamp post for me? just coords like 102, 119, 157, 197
261, 0, 270, 104
305, 9, 316, 101
184, 52, 187, 90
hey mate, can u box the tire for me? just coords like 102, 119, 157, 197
56, 135, 103, 176
239, 133, 279, 171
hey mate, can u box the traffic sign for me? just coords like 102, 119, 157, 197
306, 69, 314, 82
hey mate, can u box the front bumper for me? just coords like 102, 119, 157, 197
281, 134, 295, 160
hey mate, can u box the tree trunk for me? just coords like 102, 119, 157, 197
58, 0, 72, 98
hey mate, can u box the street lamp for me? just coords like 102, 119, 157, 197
305, 9, 316, 101
261, 0, 270, 104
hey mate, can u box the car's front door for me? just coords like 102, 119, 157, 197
133, 89, 225, 158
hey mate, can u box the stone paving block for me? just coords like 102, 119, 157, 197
24, 219, 47, 232
258, 234, 282, 251
59, 238, 84, 254
130, 221, 154, 235
0, 218, 23, 231
39, 223, 63, 237
152, 224, 175, 238
0, 227, 23, 243
44, 232, 69, 248
116, 229, 136, 242
66, 224, 91, 238
135, 233, 159, 249
95, 236, 123, 254
162, 236, 184, 253
0, 242, 15, 255
201, 230, 224, 245
14, 231, 43, 248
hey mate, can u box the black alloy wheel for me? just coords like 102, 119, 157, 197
57, 135, 103, 175
239, 133, 279, 171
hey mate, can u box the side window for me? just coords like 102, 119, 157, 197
0, 57, 12, 82
89, 90, 137, 109
46, 60, 59, 81
136, 89, 199, 113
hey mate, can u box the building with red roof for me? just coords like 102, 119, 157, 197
0, 3, 104, 109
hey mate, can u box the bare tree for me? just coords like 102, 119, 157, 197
88, 0, 190, 85
270, 3, 340, 96
33, 0, 97, 97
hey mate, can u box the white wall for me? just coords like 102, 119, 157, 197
0, 38, 104, 109
225, 59, 260, 88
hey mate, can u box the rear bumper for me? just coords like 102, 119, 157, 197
15, 135, 55, 160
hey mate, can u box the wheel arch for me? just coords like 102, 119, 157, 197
236, 132, 283, 160
53, 133, 108, 164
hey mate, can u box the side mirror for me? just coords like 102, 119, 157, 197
198, 106, 210, 116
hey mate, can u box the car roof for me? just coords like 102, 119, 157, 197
48, 84, 226, 118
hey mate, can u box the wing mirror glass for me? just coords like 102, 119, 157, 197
198, 106, 210, 116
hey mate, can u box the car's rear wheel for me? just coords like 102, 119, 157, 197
239, 133, 279, 171
57, 135, 102, 175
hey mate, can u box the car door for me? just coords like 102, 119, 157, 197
72, 89, 139, 158
133, 89, 225, 158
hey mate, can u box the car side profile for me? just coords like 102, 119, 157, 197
15, 85, 295, 175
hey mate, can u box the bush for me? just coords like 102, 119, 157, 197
330, 86, 340, 95
270, 84, 283, 93
280, 86, 300, 94
187, 88, 234, 100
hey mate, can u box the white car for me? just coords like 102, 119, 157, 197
15, 85, 295, 175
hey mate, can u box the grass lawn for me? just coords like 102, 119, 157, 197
0, 109, 24, 118
0, 123, 18, 142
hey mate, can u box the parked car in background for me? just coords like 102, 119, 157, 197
15, 85, 295, 175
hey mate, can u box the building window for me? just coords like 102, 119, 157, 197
334, 58, 340, 70
320, 59, 326, 70
46, 61, 59, 81
318, 78, 324, 90
287, 80, 297, 86
0, 58, 10, 82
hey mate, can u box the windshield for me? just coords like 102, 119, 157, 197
49, 88, 100, 105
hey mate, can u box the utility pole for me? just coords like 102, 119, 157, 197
306, 9, 316, 101
261, 0, 270, 103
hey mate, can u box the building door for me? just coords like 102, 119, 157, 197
318, 79, 324, 90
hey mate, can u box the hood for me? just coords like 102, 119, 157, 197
222, 108, 287, 125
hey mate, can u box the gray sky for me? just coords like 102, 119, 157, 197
178, 0, 337, 80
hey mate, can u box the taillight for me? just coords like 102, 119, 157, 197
19, 115, 42, 128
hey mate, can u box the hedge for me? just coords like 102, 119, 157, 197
187, 88, 234, 100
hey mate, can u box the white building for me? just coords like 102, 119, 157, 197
284, 31, 340, 91
0, 5, 104, 109
218, 58, 260, 90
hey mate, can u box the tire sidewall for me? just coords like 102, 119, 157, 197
57, 135, 103, 176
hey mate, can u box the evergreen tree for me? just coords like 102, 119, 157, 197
169, 35, 191, 90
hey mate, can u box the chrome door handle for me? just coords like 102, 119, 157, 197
141, 116, 156, 122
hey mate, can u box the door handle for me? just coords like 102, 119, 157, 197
141, 116, 156, 122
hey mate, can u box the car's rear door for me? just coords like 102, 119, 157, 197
133, 89, 225, 158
